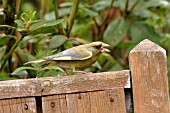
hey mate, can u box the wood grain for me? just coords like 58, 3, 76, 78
42, 88, 126, 113
0, 70, 129, 99
130, 39, 170, 113
0, 97, 36, 113
42, 95, 61, 113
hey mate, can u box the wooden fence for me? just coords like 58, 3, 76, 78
0, 39, 169, 113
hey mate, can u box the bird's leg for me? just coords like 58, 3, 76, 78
63, 68, 70, 76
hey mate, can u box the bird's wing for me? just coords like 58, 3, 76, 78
43, 47, 92, 61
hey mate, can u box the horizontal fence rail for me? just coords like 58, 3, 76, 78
0, 70, 130, 99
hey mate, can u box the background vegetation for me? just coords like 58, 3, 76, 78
0, 0, 170, 91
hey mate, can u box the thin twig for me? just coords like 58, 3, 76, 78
98, 0, 114, 41
123, 0, 129, 18
129, 0, 140, 13
66, 0, 80, 37
53, 0, 63, 34
40, 0, 44, 19
16, 0, 22, 19
103, 0, 114, 24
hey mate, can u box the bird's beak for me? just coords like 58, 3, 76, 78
101, 43, 110, 53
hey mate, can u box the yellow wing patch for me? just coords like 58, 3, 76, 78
52, 56, 72, 60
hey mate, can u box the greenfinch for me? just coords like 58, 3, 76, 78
24, 41, 110, 75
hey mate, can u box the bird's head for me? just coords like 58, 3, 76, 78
86, 41, 110, 55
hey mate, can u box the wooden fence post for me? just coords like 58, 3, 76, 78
129, 39, 170, 113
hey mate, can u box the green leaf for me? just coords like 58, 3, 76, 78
0, 35, 16, 46
45, 8, 71, 20
81, 7, 99, 17
29, 19, 64, 34
12, 67, 38, 75
0, 46, 6, 60
14, 20, 25, 28
31, 11, 36, 19
49, 35, 68, 49
128, 22, 161, 44
41, 66, 64, 72
60, 2, 72, 7
94, 0, 112, 11
92, 61, 102, 70
145, 0, 169, 8
101, 53, 114, 64
0, 25, 17, 30
104, 18, 129, 48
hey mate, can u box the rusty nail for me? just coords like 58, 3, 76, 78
78, 94, 82, 99
110, 97, 114, 102
51, 102, 55, 108
24, 104, 28, 110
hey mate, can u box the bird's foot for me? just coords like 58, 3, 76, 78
76, 71, 87, 75
75, 71, 92, 75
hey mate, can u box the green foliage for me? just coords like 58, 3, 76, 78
49, 35, 68, 49
0, 35, 16, 46
0, 0, 170, 85
129, 21, 161, 44
104, 18, 129, 48
29, 19, 64, 34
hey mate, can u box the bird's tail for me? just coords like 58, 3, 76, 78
24, 59, 46, 66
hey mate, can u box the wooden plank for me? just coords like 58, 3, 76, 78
41, 88, 127, 113
88, 91, 98, 113
42, 94, 67, 113
130, 39, 170, 113
0, 70, 129, 99
42, 96, 51, 113
66, 94, 78, 113
58, 95, 67, 113
9, 98, 19, 113
1, 99, 11, 113
0, 99, 3, 113
42, 95, 62, 113
0, 79, 42, 99
110, 88, 127, 113
16, 98, 23, 113
23, 97, 37, 113
76, 93, 90, 113
88, 89, 126, 113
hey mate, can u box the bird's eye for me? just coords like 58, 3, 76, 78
95, 45, 101, 49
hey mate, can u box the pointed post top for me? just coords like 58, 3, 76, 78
129, 39, 170, 113
130, 39, 166, 56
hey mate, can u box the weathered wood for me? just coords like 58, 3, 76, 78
0, 99, 3, 113
0, 70, 129, 99
58, 95, 67, 113
42, 95, 61, 113
88, 89, 126, 113
66, 93, 78, 113
76, 92, 90, 113
0, 97, 37, 113
130, 39, 170, 113
42, 88, 126, 113
22, 97, 37, 113
1, 99, 11, 113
